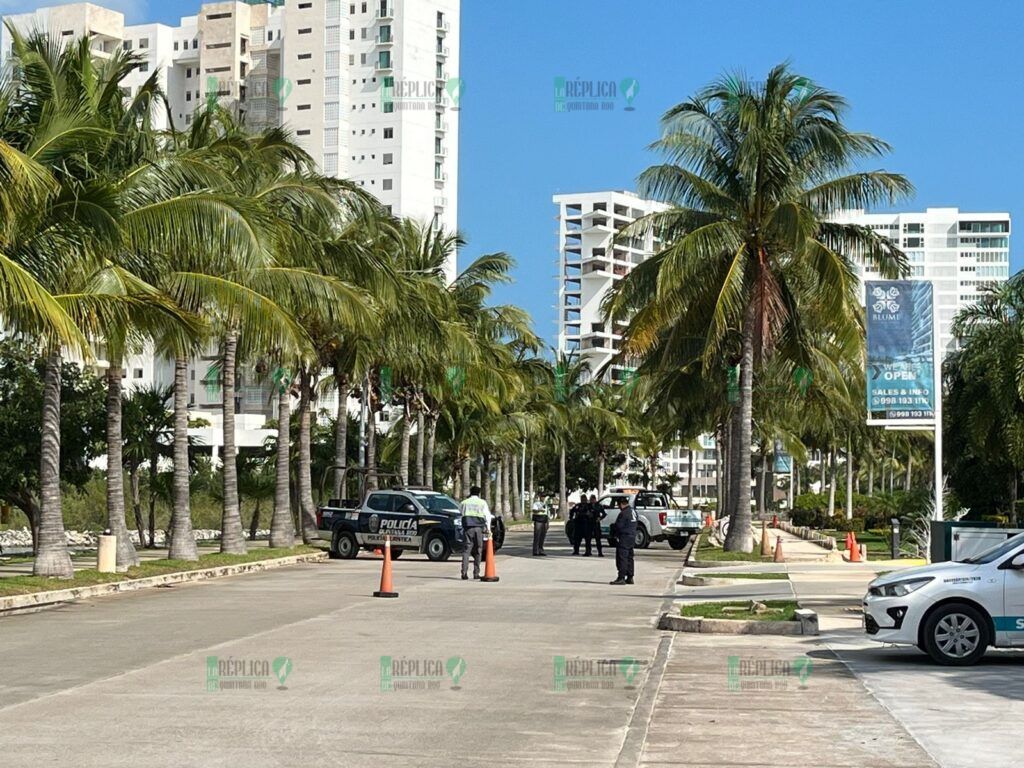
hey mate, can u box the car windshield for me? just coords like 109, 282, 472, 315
412, 492, 460, 514
959, 531, 1024, 564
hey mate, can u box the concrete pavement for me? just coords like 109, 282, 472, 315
0, 528, 960, 767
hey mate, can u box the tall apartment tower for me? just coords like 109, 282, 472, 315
832, 207, 1011, 355
553, 190, 719, 502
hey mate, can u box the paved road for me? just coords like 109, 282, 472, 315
1, 531, 682, 767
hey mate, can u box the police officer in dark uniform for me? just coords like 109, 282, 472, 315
569, 499, 585, 555
610, 497, 637, 585
584, 494, 604, 557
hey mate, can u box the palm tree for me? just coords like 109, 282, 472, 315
607, 64, 911, 551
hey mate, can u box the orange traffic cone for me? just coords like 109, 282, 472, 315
773, 536, 785, 563
845, 531, 853, 553
848, 533, 862, 563
760, 522, 771, 557
373, 536, 399, 598
480, 536, 500, 583
772, 514, 779, 528
704, 514, 713, 528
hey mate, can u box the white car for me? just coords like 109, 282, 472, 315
863, 531, 1024, 665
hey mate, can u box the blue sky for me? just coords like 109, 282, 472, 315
9, 0, 1020, 345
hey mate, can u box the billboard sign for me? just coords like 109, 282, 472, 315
865, 280, 935, 425
773, 439, 792, 474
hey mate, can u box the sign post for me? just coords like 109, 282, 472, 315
865, 280, 943, 521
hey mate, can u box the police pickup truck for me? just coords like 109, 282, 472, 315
317, 486, 505, 562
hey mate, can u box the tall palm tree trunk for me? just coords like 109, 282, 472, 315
867, 460, 874, 497
846, 435, 854, 520
219, 331, 246, 554
724, 315, 754, 553
424, 413, 437, 489
757, 447, 767, 517
399, 402, 412, 486
332, 371, 348, 500
493, 459, 502, 512
687, 448, 695, 509
106, 365, 138, 571
297, 367, 318, 544
169, 355, 198, 561
249, 499, 261, 541
597, 451, 605, 496
501, 453, 511, 517
366, 408, 378, 491
482, 453, 491, 502
558, 445, 567, 520
129, 466, 146, 547
889, 446, 896, 494
510, 451, 521, 520
473, 459, 481, 488
461, 452, 471, 494
270, 390, 295, 548
905, 449, 913, 491
827, 446, 837, 517
414, 408, 425, 485
34, 351, 73, 578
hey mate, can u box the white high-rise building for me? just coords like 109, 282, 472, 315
554, 190, 719, 502
2, 0, 459, 277
2, 0, 460, 455
833, 207, 1011, 355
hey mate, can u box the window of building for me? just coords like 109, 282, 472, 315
297, 104, 311, 111
299, 1, 312, 7
325, 50, 339, 70
298, 27, 312, 34
122, 40, 132, 50
325, 25, 340, 47
206, 12, 232, 19
240, 37, 247, 54
186, 67, 192, 77
383, 100, 393, 113
138, 37, 149, 49
206, 42, 230, 49
186, 91, 192, 102
323, 153, 338, 175
360, 53, 367, 65
434, 162, 443, 180
139, 62, 149, 72
378, 51, 391, 68
297, 129, 311, 136
133, 368, 144, 379
192, 39, 198, 49
297, 53, 312, 60
325, 76, 339, 97
297, 78, 311, 85
349, 28, 355, 39
379, 24, 391, 42
361, 2, 367, 11
61, 29, 73, 36
383, 127, 393, 139
324, 127, 338, 146
325, 101, 339, 120
174, 41, 179, 51
382, 179, 392, 191
350, 3, 355, 12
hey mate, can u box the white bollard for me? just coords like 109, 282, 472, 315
97, 533, 117, 573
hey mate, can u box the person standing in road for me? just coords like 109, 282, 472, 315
610, 497, 637, 585
569, 498, 585, 555
532, 494, 550, 556
460, 486, 490, 580
584, 494, 604, 557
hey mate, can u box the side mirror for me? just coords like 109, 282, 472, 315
1011, 553, 1024, 569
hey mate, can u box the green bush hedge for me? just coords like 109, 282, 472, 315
791, 489, 929, 531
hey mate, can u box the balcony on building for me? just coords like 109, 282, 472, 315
376, 1, 394, 20
435, 118, 448, 134
376, 30, 394, 46
436, 45, 449, 58
582, 260, 612, 278
563, 248, 582, 265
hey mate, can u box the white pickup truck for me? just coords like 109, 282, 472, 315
593, 488, 702, 549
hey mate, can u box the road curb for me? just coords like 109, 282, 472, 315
678, 574, 787, 587
0, 551, 327, 614
657, 608, 819, 636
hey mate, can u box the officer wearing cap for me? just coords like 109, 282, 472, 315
460, 486, 491, 580
610, 497, 638, 585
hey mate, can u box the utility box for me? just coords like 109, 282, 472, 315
931, 520, 1024, 562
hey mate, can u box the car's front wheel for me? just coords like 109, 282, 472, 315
921, 602, 989, 666
333, 530, 358, 560
425, 534, 451, 562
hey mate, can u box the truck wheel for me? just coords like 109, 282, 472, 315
635, 526, 650, 549
921, 602, 989, 666
389, 548, 403, 560
668, 536, 689, 550
425, 534, 451, 562
333, 530, 358, 560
